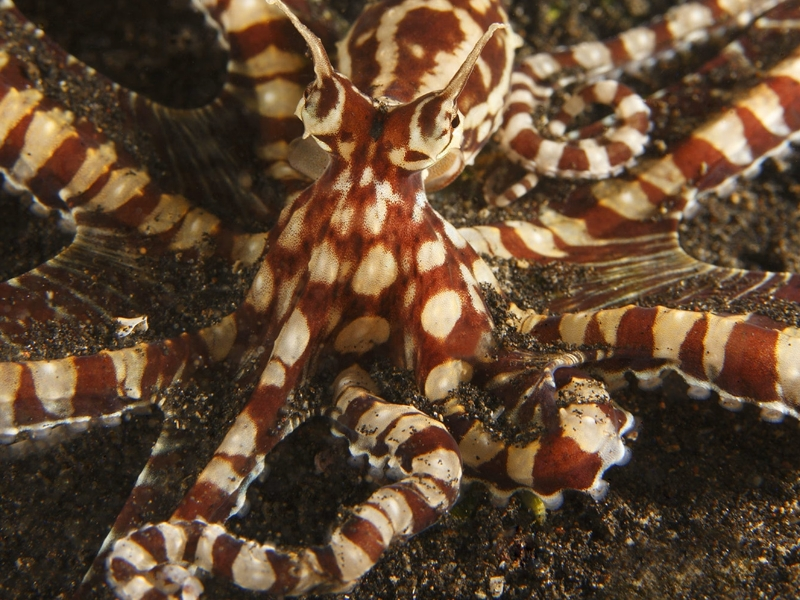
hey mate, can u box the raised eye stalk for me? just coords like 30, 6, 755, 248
439, 23, 505, 105
265, 0, 335, 82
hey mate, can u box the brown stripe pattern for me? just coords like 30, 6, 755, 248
519, 306, 800, 422
444, 352, 635, 505
107, 366, 461, 597
462, 3, 800, 314
0, 42, 269, 359
492, 0, 785, 205
337, 0, 518, 192
2, 0, 800, 597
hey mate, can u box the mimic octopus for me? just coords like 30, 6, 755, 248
1, 0, 800, 597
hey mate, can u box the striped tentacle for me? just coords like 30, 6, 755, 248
99, 0, 322, 224
491, 0, 786, 205
74, 273, 290, 586
106, 366, 461, 598
166, 278, 336, 527
518, 305, 800, 423
519, 0, 786, 86
490, 78, 650, 206
78, 426, 208, 589
462, 14, 800, 313
4, 0, 321, 223
0, 0, 263, 225
644, 1, 800, 143
112, 92, 281, 225
443, 351, 634, 506
90, 200, 372, 536
0, 48, 268, 357
188, 0, 323, 188
0, 311, 249, 445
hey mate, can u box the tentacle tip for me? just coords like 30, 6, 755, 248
618, 409, 637, 438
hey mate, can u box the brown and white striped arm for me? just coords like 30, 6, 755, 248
106, 366, 462, 598
444, 352, 634, 505
95, 0, 325, 223
462, 10, 800, 312
0, 47, 268, 356
491, 78, 650, 206
0, 0, 303, 224
518, 306, 800, 423
180, 0, 319, 187
491, 0, 786, 205
0, 311, 253, 444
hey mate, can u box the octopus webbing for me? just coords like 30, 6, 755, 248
1, 0, 800, 597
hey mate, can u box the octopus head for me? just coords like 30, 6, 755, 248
269, 0, 502, 173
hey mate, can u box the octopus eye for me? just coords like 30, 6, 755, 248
451, 114, 461, 128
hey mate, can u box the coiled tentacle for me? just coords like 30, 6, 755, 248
491, 0, 787, 205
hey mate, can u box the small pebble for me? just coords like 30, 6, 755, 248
489, 575, 505, 598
